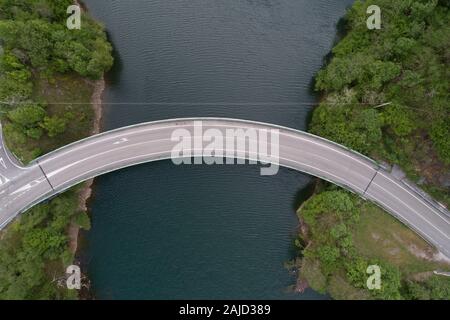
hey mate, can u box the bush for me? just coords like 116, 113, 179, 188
74, 212, 91, 230
41, 115, 66, 137
7, 104, 46, 128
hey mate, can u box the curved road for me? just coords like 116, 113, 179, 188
1, 118, 449, 258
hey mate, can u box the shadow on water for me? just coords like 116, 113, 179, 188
306, 8, 353, 131
292, 181, 316, 212
316, 10, 352, 80
104, 40, 123, 88
305, 72, 320, 131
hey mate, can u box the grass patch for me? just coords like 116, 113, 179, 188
295, 186, 450, 300
353, 202, 450, 274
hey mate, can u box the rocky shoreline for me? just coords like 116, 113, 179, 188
68, 77, 105, 255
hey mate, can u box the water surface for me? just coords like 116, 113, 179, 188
82, 0, 353, 299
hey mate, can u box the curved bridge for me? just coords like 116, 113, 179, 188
1, 118, 449, 258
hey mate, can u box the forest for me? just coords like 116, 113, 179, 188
295, 0, 450, 299
0, 0, 112, 299
310, 0, 449, 201
0, 0, 449, 300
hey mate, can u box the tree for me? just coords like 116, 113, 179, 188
75, 212, 91, 230
0, 52, 33, 100
310, 104, 383, 155
300, 0, 450, 300
25, 126, 44, 140
7, 104, 46, 129
382, 103, 417, 137
430, 118, 450, 164
317, 245, 341, 275
40, 115, 66, 137
0, 0, 114, 300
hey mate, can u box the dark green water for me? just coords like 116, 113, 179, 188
82, 0, 353, 299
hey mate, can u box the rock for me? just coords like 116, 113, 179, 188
295, 277, 309, 293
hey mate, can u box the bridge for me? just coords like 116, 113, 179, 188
1, 118, 449, 258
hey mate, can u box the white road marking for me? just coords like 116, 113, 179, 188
369, 181, 450, 240
1, 119, 448, 259
0, 157, 7, 169
42, 135, 373, 193
45, 148, 366, 195
39, 122, 377, 171
377, 172, 450, 225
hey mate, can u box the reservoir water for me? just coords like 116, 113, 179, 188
82, 0, 353, 299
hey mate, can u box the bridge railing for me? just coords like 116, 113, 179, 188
30, 117, 381, 168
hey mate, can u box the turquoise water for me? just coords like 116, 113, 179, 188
81, 0, 353, 299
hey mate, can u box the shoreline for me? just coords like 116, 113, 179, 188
68, 77, 105, 255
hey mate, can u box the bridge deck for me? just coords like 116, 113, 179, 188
1, 118, 449, 258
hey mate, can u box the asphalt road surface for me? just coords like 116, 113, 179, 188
1, 118, 449, 258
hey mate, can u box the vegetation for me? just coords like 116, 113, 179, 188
293, 0, 450, 300
294, 184, 450, 300
74, 212, 91, 231
0, 190, 86, 299
0, 0, 112, 81
0, 0, 113, 299
310, 0, 449, 194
